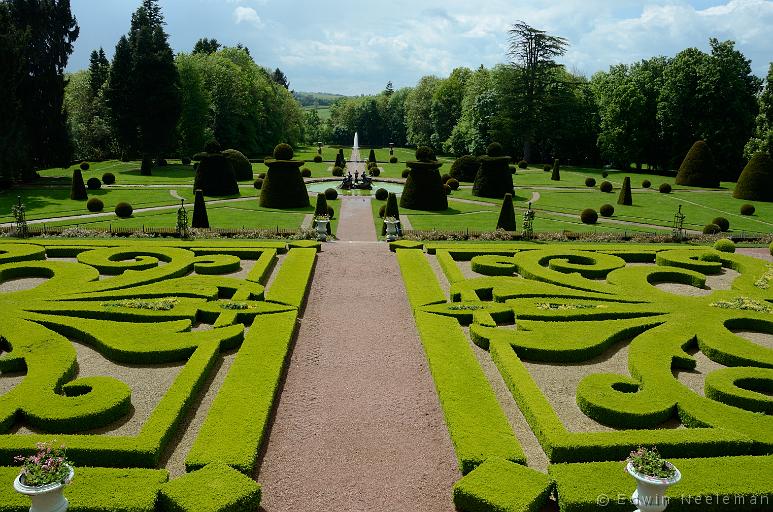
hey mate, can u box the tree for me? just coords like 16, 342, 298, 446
405, 76, 440, 147
272, 68, 289, 89
0, 2, 29, 183
745, 63, 773, 158
384, 81, 394, 97
506, 20, 568, 161
431, 67, 470, 149
193, 37, 221, 55
64, 70, 115, 161
175, 53, 210, 158
106, 36, 137, 158
445, 66, 495, 156
88, 48, 110, 95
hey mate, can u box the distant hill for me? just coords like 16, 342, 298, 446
294, 91, 348, 108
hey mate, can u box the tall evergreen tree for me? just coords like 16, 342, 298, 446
106, 36, 137, 159
193, 37, 221, 55
88, 47, 110, 95
0, 3, 29, 183
272, 68, 289, 89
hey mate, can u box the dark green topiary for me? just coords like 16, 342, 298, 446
389, 156, 398, 164
80, 162, 90, 171
314, 193, 331, 235
332, 167, 344, 177
447, 178, 459, 190
642, 179, 651, 189
600, 204, 615, 217
70, 168, 88, 200
585, 177, 596, 188
102, 172, 116, 185
551, 159, 560, 181
260, 144, 309, 209
382, 192, 402, 235
223, 149, 253, 181
253, 178, 264, 190
740, 203, 755, 215
450, 155, 480, 182
301, 168, 312, 178
441, 173, 451, 184
444, 184, 452, 195
401, 150, 447, 211
375, 188, 389, 201
543, 164, 552, 172
86, 197, 104, 212
369, 168, 380, 177
193, 142, 240, 197
368, 149, 376, 163
602, 171, 609, 178
258, 173, 266, 179
401, 169, 410, 178
712, 216, 730, 232
324, 188, 338, 200
379, 204, 387, 218
733, 152, 773, 202
192, 189, 209, 229
703, 223, 721, 235
155, 158, 168, 167
497, 193, 517, 231
675, 140, 719, 188
115, 202, 133, 218
600, 181, 613, 193
617, 176, 632, 206
659, 183, 672, 194
580, 208, 598, 224
87, 177, 101, 190
327, 206, 335, 219
473, 148, 514, 200
518, 160, 528, 169
313, 155, 323, 163
509, 165, 517, 175
487, 142, 503, 157
181, 157, 192, 165
140, 157, 153, 176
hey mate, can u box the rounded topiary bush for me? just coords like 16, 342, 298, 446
600, 181, 613, 193
450, 155, 480, 182
642, 179, 651, 189
543, 164, 552, 172
740, 204, 755, 216
80, 162, 90, 171
518, 160, 528, 169
600, 204, 615, 217
327, 206, 335, 219
273, 143, 294, 160
324, 188, 338, 200
115, 202, 133, 218
581, 208, 598, 225
181, 157, 192, 166
701, 251, 722, 262
447, 178, 459, 190
487, 142, 503, 157
223, 149, 253, 181
155, 158, 168, 167
313, 155, 323, 163
444, 184, 452, 195
712, 217, 730, 232
253, 178, 264, 190
379, 204, 387, 218
370, 168, 380, 177
703, 223, 721, 235
87, 177, 101, 190
659, 183, 672, 194
415, 146, 435, 162
332, 167, 344, 177
375, 188, 389, 201
441, 173, 451, 184
86, 197, 104, 212
509, 165, 517, 175
389, 156, 398, 164
734, 152, 773, 201
102, 172, 115, 185
585, 177, 596, 188
193, 139, 240, 196
258, 173, 266, 180
714, 239, 736, 253
602, 171, 609, 178
676, 140, 720, 188
301, 168, 312, 178
401, 169, 410, 178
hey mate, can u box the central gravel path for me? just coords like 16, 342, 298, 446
256, 194, 459, 512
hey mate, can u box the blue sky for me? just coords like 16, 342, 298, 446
68, 0, 773, 95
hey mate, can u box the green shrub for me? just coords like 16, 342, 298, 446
140, 157, 153, 176
473, 147, 514, 200
600, 204, 614, 217
402, 168, 411, 178
382, 192, 402, 235
193, 142, 240, 197
181, 156, 192, 165
368, 148, 377, 163
155, 158, 168, 167
740, 203, 755, 215
444, 184, 452, 195
273, 143, 294, 160
712, 217, 730, 232
416, 146, 435, 161
713, 239, 736, 253
324, 188, 338, 200
258, 173, 266, 179
509, 165, 517, 174
253, 178, 263, 190
115, 202, 133, 218
223, 149, 253, 181
87, 197, 104, 212
551, 159, 561, 181
375, 188, 389, 201
544, 164, 552, 172
518, 160, 528, 169
87, 177, 102, 190
102, 172, 116, 185
602, 171, 609, 178
332, 166, 344, 177
734, 152, 773, 201
600, 181, 613, 193
70, 169, 88, 200
770, 241, 773, 256
585, 177, 596, 187
447, 178, 460, 190
617, 176, 632, 205
313, 154, 322, 163
301, 168, 312, 178
369, 167, 380, 177
676, 140, 719, 187
580, 208, 598, 224
80, 162, 90, 171
390, 156, 398, 164
703, 223, 721, 235
487, 142, 503, 157
401, 149, 447, 211
659, 183, 672, 194
192, 190, 209, 229
497, 193, 517, 231
450, 155, 480, 182
642, 179, 651, 188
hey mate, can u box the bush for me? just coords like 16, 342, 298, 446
258, 173, 266, 179
155, 158, 168, 167
401, 156, 447, 211
205, 140, 222, 153
87, 177, 102, 190
676, 140, 719, 188
324, 188, 338, 200
617, 176, 632, 206
102, 172, 116, 185
70, 169, 88, 200
659, 183, 672, 194
402, 169, 411, 178
115, 202, 133, 218
487, 142, 503, 157
712, 216, 730, 232
223, 149, 253, 181
600, 204, 615, 217
497, 193, 517, 231
602, 171, 609, 178
518, 160, 528, 169
313, 155, 323, 163
273, 143, 294, 160
80, 162, 90, 171
379, 204, 387, 218
86, 197, 104, 212
369, 168, 380, 177
260, 147, 309, 209
140, 157, 153, 176
509, 165, 517, 174
450, 155, 480, 182
327, 206, 335, 219
192, 189, 209, 229
740, 204, 755, 216
314, 193, 328, 218
441, 173, 452, 184
253, 178, 263, 190
551, 159, 560, 181
332, 166, 344, 177
600, 181, 613, 193
473, 148, 514, 199
181, 157, 192, 165
447, 178, 460, 190
368, 148, 377, 163
301, 168, 312, 178
580, 208, 598, 224
714, 239, 736, 253
642, 179, 651, 189
444, 184, 452, 195
543, 164, 552, 172
585, 177, 596, 188
389, 156, 398, 164
416, 146, 435, 162
193, 144, 239, 197
703, 223, 721, 235
734, 152, 773, 201
375, 188, 389, 201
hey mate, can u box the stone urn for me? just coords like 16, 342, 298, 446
314, 218, 330, 241
14, 465, 74, 512
626, 462, 681, 512
384, 218, 400, 242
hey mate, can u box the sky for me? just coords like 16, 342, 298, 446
68, 0, 773, 96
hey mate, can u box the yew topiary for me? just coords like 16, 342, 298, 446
87, 177, 101, 190
551, 159, 560, 181
313, 155, 323, 163
324, 188, 338, 200
676, 140, 719, 188
544, 164, 552, 172
642, 179, 651, 189
712, 217, 730, 232
253, 178, 263, 190
80, 162, 90, 171
70, 168, 88, 200
518, 160, 528, 169
314, 193, 331, 234
140, 157, 153, 177
733, 152, 773, 202
369, 168, 380, 177
401, 147, 447, 211
260, 144, 310, 209
192, 189, 209, 229
193, 141, 240, 197
600, 204, 615, 217
102, 173, 116, 185
450, 155, 480, 182
585, 177, 596, 188
368, 149, 377, 163
617, 176, 632, 206
375, 188, 389, 201
473, 144, 514, 199
382, 192, 402, 235
703, 223, 721, 235
115, 202, 133, 218
580, 208, 598, 224
86, 197, 104, 212
301, 168, 312, 178
274, 143, 294, 161
447, 178, 459, 190
332, 167, 344, 177
740, 204, 755, 216
223, 149, 253, 181
497, 193, 517, 231
401, 169, 411, 178
659, 183, 672, 194
389, 156, 398, 164
600, 181, 613, 193
713, 239, 736, 253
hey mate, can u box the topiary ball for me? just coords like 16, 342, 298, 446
602, 171, 609, 178
585, 177, 596, 188
273, 143, 294, 160
115, 202, 133, 218
543, 164, 552, 172
642, 179, 651, 189
509, 165, 517, 175
600, 204, 615, 217
416, 146, 435, 162
518, 160, 528, 169
441, 173, 451, 184
447, 178, 459, 190
659, 183, 672, 194
444, 184, 452, 195
581, 208, 598, 224
301, 168, 312, 178
327, 206, 335, 219
87, 177, 101, 190
402, 169, 410, 178
389, 156, 398, 164
375, 188, 389, 201
253, 178, 264, 190
181, 157, 192, 165
700, 251, 722, 262
324, 188, 338, 200
258, 173, 266, 180
155, 158, 168, 167
487, 142, 503, 157
703, 223, 721, 235
313, 155, 323, 163
332, 167, 344, 177
86, 197, 104, 212
600, 181, 613, 193
102, 172, 116, 185
205, 140, 222, 153
713, 239, 736, 253
80, 162, 90, 171
712, 217, 730, 232
370, 168, 380, 177
379, 204, 387, 218
740, 204, 755, 216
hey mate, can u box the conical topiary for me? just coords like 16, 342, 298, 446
473, 142, 514, 199
497, 193, 517, 231
70, 168, 88, 200
551, 159, 560, 181
193, 140, 240, 197
141, 157, 153, 177
675, 141, 719, 188
733, 153, 773, 202
259, 144, 310, 209
400, 147, 447, 211
314, 193, 331, 234
617, 176, 632, 205
368, 149, 376, 163
382, 192, 402, 235
192, 189, 209, 229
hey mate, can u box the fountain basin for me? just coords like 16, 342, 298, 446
306, 181, 404, 196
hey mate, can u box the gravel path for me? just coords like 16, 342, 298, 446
256, 196, 459, 512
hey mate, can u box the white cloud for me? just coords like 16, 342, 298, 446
233, 6, 263, 28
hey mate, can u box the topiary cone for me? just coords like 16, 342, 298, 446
675, 141, 719, 188
382, 192, 402, 235
733, 153, 773, 202
192, 189, 209, 229
551, 159, 560, 181
140, 157, 153, 177
314, 193, 331, 234
497, 193, 517, 231
368, 149, 376, 163
617, 176, 633, 205
70, 168, 88, 200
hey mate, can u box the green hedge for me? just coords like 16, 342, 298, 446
264, 248, 317, 309
159, 463, 261, 512
453, 458, 553, 512
395, 249, 446, 309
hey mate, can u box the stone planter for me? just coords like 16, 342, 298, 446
626, 462, 681, 512
384, 219, 400, 242
14, 465, 74, 512
314, 219, 330, 242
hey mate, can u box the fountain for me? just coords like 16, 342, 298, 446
339, 132, 373, 191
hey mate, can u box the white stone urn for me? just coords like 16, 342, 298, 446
314, 218, 330, 241
626, 462, 681, 512
14, 465, 74, 512
384, 218, 400, 242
